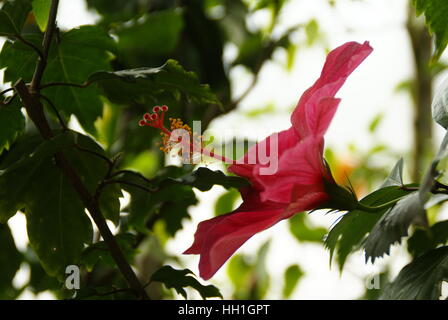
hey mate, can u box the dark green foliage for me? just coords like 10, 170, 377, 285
413, 0, 448, 61
325, 186, 414, 271
88, 59, 221, 107
0, 224, 22, 299
0, 26, 116, 134
381, 246, 448, 299
150, 265, 222, 299
0, 0, 32, 36
408, 220, 448, 258
166, 167, 249, 191
0, 98, 26, 154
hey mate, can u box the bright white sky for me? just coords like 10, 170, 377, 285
4, 0, 448, 300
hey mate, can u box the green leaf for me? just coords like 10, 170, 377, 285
32, 0, 51, 31
120, 167, 198, 235
227, 240, 271, 299
25, 248, 60, 293
413, 0, 448, 61
305, 19, 319, 46
408, 220, 448, 258
82, 233, 136, 271
381, 246, 448, 299
88, 59, 222, 107
150, 265, 222, 299
325, 186, 413, 271
233, 29, 294, 73
24, 157, 93, 277
282, 264, 304, 299
168, 167, 249, 191
0, 223, 22, 299
432, 77, 448, 129
116, 10, 184, 60
364, 192, 426, 262
214, 188, 240, 216
0, 130, 124, 276
98, 184, 122, 225
289, 213, 327, 243
86, 0, 142, 25
381, 158, 404, 188
0, 0, 32, 36
364, 131, 448, 260
0, 132, 71, 223
0, 98, 26, 154
0, 26, 116, 134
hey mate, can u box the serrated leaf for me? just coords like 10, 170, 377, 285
381, 158, 404, 188
408, 220, 448, 258
0, 98, 26, 154
324, 186, 413, 271
0, 0, 32, 36
0, 26, 116, 134
413, 0, 448, 61
365, 130, 448, 263
381, 246, 448, 299
88, 59, 222, 107
150, 265, 222, 299
364, 192, 426, 262
32, 0, 51, 31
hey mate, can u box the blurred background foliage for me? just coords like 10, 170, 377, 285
0, 0, 447, 300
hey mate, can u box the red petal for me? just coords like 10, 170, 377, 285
255, 136, 328, 204
291, 41, 373, 138
228, 127, 299, 182
184, 207, 287, 280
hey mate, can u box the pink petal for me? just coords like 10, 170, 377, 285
184, 207, 287, 280
291, 41, 373, 138
255, 136, 328, 204
228, 127, 299, 181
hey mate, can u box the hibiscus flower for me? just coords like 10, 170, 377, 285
184, 41, 373, 280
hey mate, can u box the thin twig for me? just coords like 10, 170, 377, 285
0, 87, 14, 97
30, 0, 60, 92
14, 34, 45, 60
109, 169, 154, 185
40, 81, 92, 90
37, 93, 67, 130
102, 179, 158, 194
74, 144, 114, 169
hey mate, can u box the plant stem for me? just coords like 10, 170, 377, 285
14, 0, 149, 299
356, 196, 408, 213
30, 0, 59, 93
